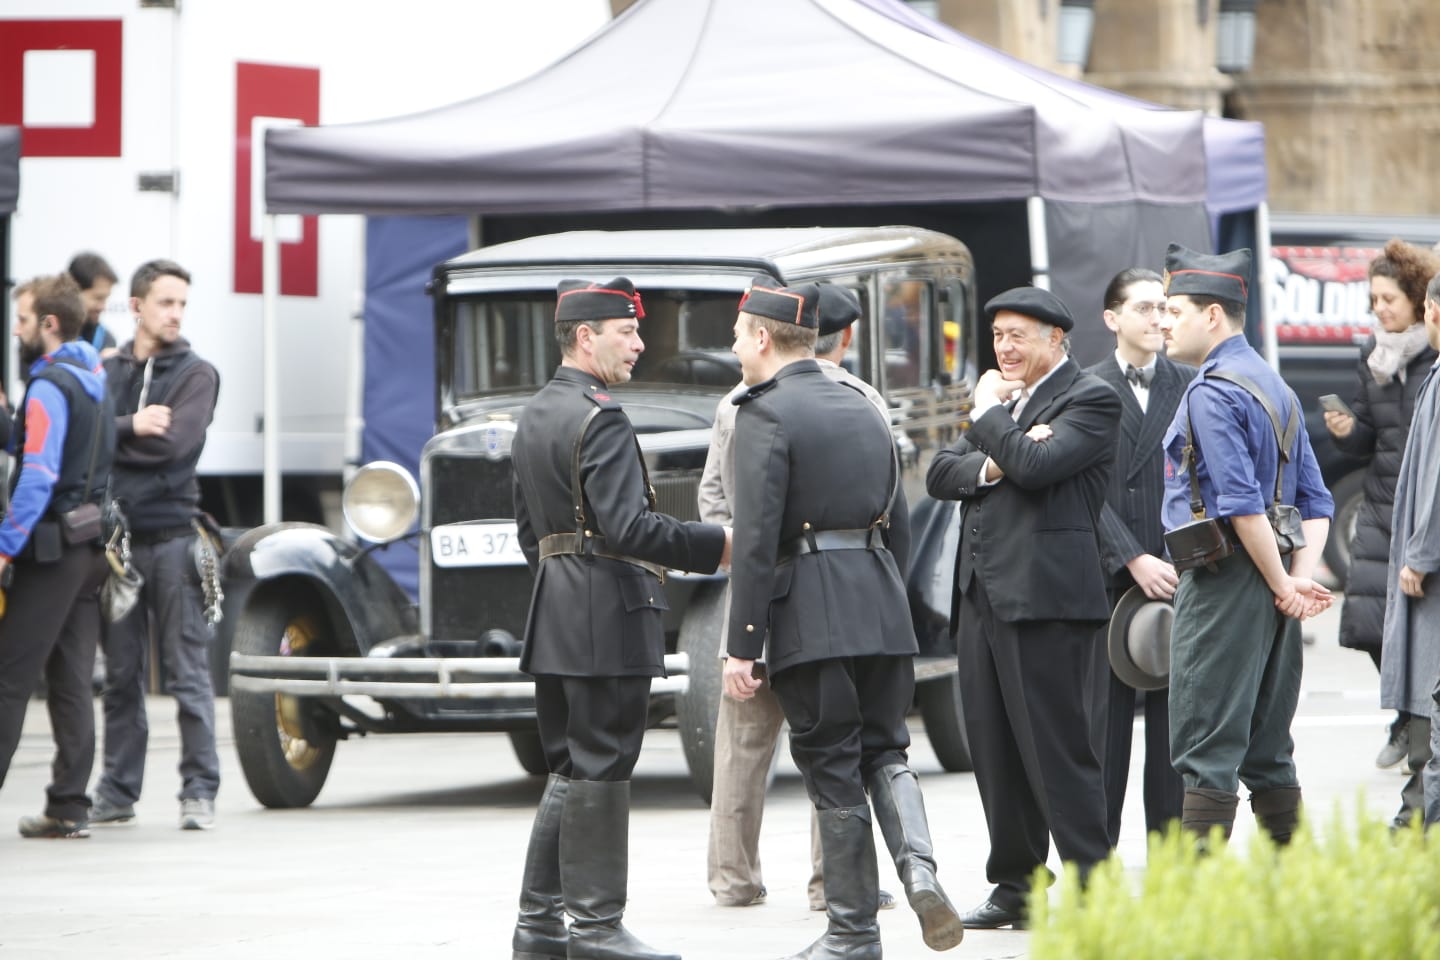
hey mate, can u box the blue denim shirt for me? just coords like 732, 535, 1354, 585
1162, 335, 1334, 532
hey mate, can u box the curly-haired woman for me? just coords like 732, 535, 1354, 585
1324, 238, 1439, 826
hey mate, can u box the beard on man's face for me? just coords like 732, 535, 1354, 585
18, 338, 44, 378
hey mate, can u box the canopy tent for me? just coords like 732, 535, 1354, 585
0, 126, 18, 215
257, 0, 1267, 523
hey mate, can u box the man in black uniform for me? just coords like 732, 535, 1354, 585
926, 287, 1119, 929
509, 278, 729, 960
724, 281, 963, 959
0, 274, 113, 838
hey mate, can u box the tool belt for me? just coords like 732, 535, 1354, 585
779, 524, 885, 563
538, 533, 667, 583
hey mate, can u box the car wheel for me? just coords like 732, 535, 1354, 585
676, 581, 727, 805
1321, 469, 1365, 589
230, 592, 338, 808
508, 727, 549, 776
917, 673, 973, 773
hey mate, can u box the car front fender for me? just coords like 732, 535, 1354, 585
223, 522, 417, 657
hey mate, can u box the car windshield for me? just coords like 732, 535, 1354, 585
449, 290, 744, 400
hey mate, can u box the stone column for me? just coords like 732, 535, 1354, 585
1084, 0, 1229, 114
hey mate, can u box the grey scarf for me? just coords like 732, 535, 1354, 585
1368, 323, 1431, 384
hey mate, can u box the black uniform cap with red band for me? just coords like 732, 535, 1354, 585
554, 277, 645, 323
738, 276, 820, 329
1162, 243, 1253, 304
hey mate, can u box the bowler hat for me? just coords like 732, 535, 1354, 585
555, 277, 645, 323
984, 286, 1074, 332
1107, 585, 1173, 691
1163, 243, 1252, 304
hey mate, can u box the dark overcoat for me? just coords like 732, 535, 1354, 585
1087, 354, 1197, 588
926, 360, 1121, 626
725, 360, 915, 675
512, 366, 726, 678
1333, 339, 1438, 653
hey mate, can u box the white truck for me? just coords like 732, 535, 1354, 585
4, 0, 609, 525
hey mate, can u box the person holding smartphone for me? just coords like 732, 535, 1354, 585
1324, 238, 1440, 826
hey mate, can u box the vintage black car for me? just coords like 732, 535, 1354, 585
225, 226, 978, 808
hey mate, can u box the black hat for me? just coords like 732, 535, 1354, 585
1107, 585, 1173, 691
817, 285, 862, 337
1163, 243, 1252, 304
555, 277, 645, 323
984, 286, 1074, 332
740, 280, 820, 329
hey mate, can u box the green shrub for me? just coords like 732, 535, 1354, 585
1028, 803, 1440, 960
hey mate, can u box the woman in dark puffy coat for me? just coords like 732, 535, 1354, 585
1325, 238, 1439, 813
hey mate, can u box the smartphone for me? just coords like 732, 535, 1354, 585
1318, 394, 1354, 418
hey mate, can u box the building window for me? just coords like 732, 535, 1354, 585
1058, 0, 1096, 69
904, 0, 940, 18
1217, 0, 1258, 73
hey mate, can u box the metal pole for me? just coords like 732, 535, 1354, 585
1027, 196, 1051, 290
262, 213, 281, 524
1255, 200, 1279, 372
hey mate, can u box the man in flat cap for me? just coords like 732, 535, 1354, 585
725, 282, 964, 957
1157, 243, 1333, 846
926, 285, 1119, 929
509, 278, 731, 960
701, 281, 897, 913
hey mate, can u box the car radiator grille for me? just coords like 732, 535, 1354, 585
423, 455, 701, 644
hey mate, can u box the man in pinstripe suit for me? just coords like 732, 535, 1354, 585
1085, 267, 1194, 845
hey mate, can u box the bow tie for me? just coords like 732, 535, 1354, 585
1124, 364, 1152, 389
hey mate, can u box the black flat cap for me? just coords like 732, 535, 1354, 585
741, 280, 819, 329
555, 277, 645, 323
1163, 243, 1252, 304
817, 285, 862, 337
984, 286, 1074, 332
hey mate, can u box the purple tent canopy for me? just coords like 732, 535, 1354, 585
265, 0, 1231, 216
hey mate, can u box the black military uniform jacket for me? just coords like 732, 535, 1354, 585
1086, 354, 1196, 590
725, 360, 915, 675
926, 360, 1121, 626
512, 366, 726, 678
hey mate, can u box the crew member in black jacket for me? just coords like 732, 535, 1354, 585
724, 281, 963, 958
92, 259, 221, 833
509, 278, 728, 960
927, 286, 1120, 929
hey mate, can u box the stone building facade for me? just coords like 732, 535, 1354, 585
610, 0, 1440, 216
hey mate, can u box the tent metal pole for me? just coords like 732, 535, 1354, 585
262, 213, 281, 525
1027, 196, 1051, 290
1256, 200, 1279, 372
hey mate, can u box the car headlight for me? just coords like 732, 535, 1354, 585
343, 461, 419, 543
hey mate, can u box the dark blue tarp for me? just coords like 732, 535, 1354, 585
362, 215, 470, 598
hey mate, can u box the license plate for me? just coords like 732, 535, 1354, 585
430, 521, 526, 568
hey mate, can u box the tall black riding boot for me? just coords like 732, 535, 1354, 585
866, 764, 964, 951
560, 780, 680, 960
513, 773, 570, 960
1250, 786, 1302, 847
783, 805, 882, 960
1181, 787, 1239, 850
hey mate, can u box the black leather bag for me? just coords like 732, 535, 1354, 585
59, 501, 103, 545
1268, 503, 1305, 556
1165, 517, 1234, 572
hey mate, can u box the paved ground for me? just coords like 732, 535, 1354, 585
0, 601, 1403, 959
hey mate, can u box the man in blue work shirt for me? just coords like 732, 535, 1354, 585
1158, 243, 1334, 846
